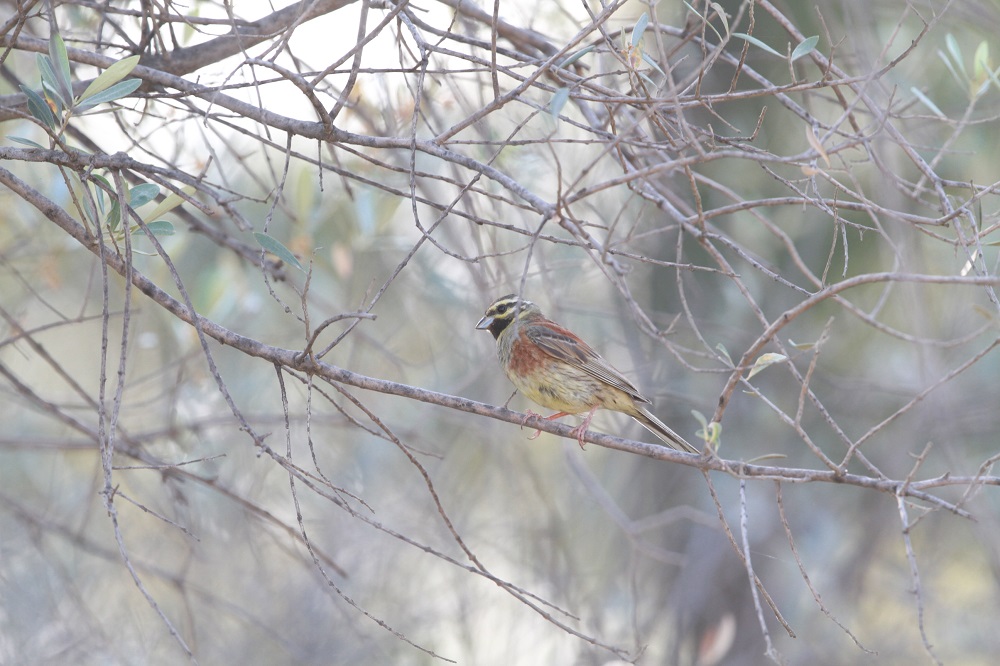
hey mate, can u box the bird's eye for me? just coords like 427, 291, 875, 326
497, 303, 509, 314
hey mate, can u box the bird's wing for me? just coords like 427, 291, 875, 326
526, 323, 649, 403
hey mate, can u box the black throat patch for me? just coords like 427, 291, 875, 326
486, 316, 513, 339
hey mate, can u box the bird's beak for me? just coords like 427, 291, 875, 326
475, 315, 493, 330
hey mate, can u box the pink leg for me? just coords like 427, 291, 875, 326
568, 406, 599, 449
523, 410, 571, 440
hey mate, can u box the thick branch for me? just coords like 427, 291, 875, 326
0, 163, 992, 521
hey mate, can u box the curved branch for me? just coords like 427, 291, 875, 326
2, 163, 992, 523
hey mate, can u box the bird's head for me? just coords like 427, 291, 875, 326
475, 294, 540, 339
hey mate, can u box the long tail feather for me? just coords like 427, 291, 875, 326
630, 406, 699, 454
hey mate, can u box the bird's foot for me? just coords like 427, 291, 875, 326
522, 410, 571, 440
568, 407, 599, 449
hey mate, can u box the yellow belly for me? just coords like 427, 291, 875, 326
498, 324, 637, 416
505, 359, 638, 416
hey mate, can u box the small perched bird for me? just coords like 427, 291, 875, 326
476, 294, 698, 453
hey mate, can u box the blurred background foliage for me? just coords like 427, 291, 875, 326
1, 0, 1000, 664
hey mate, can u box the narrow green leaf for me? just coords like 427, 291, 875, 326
710, 2, 730, 38
93, 184, 106, 217
253, 232, 304, 271
133, 220, 175, 237
79, 55, 141, 102
972, 41, 994, 97
79, 180, 99, 226
558, 45, 596, 69
637, 70, 657, 88
128, 182, 160, 208
108, 182, 133, 230
715, 342, 733, 366
7, 136, 47, 149
910, 87, 946, 118
87, 173, 111, 217
36, 55, 68, 111
74, 78, 142, 111
107, 199, 121, 231
945, 33, 967, 80
791, 35, 819, 62
747, 352, 787, 379
90, 173, 113, 196
682, 1, 722, 42
706, 421, 722, 448
19, 85, 57, 129
944, 34, 961, 62
631, 12, 649, 48
731, 32, 783, 58
691, 411, 721, 450
144, 185, 195, 221
37, 53, 56, 86
40, 80, 65, 115
937, 50, 963, 88
640, 51, 666, 77
48, 33, 74, 107
106, 182, 158, 230
549, 87, 570, 121
974, 40, 989, 80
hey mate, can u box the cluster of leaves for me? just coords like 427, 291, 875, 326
8, 32, 182, 244
11, 31, 302, 265
13, 33, 141, 144
88, 177, 185, 244
912, 33, 1000, 116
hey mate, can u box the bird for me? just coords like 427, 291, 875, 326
475, 294, 698, 453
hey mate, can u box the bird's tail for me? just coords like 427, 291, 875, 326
630, 406, 700, 454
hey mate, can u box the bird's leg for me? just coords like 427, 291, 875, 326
568, 406, 600, 449
522, 410, 571, 440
